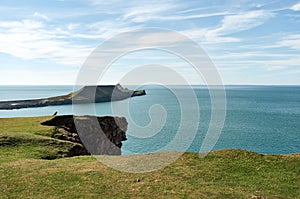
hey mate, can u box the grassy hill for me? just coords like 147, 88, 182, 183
0, 116, 299, 198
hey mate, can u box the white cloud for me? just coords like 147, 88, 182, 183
0, 0, 299, 85
264, 58, 300, 67
213, 11, 272, 42
33, 12, 49, 21
265, 65, 285, 71
67, 23, 79, 30
126, 12, 233, 23
209, 10, 274, 36
162, 12, 231, 21
0, 19, 44, 29
0, 19, 92, 66
291, 2, 300, 11
182, 28, 240, 43
120, 1, 232, 23
122, 2, 178, 23
0, 17, 143, 67
86, 20, 140, 39
215, 57, 300, 71
0, 69, 78, 85
279, 34, 300, 50
180, 10, 274, 44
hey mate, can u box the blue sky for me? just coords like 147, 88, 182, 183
0, 0, 300, 85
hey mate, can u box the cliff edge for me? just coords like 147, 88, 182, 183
41, 115, 128, 155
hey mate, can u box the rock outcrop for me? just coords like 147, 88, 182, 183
0, 84, 146, 110
41, 115, 128, 155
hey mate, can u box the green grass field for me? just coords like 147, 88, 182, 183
0, 116, 299, 198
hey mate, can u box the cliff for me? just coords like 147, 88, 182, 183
0, 84, 146, 110
41, 115, 128, 155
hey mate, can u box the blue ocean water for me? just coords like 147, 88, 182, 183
0, 85, 299, 155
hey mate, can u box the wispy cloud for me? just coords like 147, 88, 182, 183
0, 19, 92, 66
0, 69, 78, 85
123, 4, 230, 22
181, 28, 240, 43
207, 10, 274, 40
279, 34, 300, 50
291, 2, 300, 11
0, 20, 44, 29
181, 10, 274, 44
0, 0, 300, 85
85, 20, 141, 39
33, 12, 50, 21
121, 2, 179, 23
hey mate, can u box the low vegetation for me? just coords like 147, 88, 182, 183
0, 116, 299, 198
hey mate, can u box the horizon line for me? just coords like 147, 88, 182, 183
0, 84, 299, 86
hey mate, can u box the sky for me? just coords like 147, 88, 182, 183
0, 0, 300, 85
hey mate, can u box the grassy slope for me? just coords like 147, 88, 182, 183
0, 117, 299, 198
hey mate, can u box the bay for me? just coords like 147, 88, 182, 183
0, 85, 299, 155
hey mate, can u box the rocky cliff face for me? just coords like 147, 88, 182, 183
41, 115, 127, 155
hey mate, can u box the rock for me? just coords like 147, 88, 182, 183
41, 115, 128, 155
251, 196, 265, 199
131, 89, 146, 97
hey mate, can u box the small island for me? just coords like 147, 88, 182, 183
0, 84, 146, 110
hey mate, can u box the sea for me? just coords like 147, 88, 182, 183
0, 85, 299, 155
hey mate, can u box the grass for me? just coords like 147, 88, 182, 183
0, 116, 299, 198
0, 117, 86, 162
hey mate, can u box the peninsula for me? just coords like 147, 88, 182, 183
0, 84, 146, 110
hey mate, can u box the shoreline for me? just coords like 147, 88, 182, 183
0, 115, 298, 156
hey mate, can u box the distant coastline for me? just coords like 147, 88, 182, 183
0, 84, 146, 110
